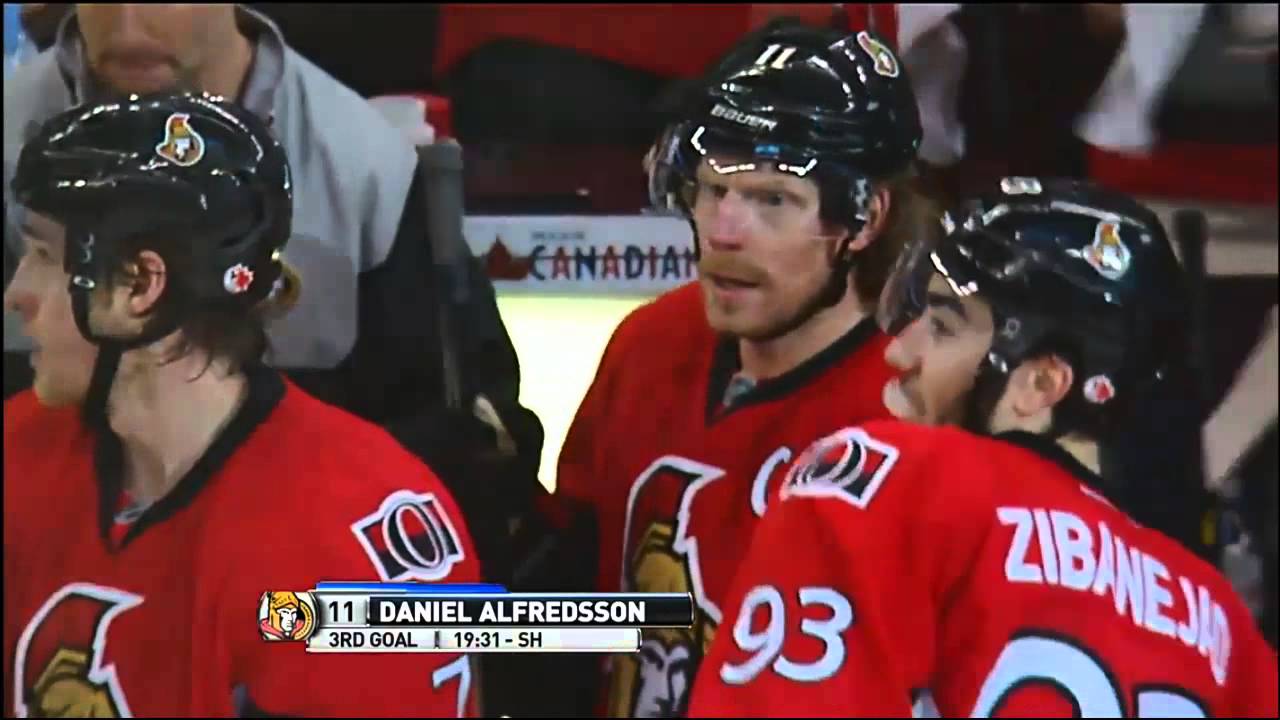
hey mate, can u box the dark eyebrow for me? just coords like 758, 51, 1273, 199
748, 179, 801, 193
926, 291, 968, 321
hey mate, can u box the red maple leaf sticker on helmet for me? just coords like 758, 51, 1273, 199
223, 264, 255, 295
1083, 375, 1116, 404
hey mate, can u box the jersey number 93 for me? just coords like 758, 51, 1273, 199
719, 584, 854, 685
719, 584, 1208, 718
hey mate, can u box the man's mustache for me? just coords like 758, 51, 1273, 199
697, 253, 768, 285
100, 48, 178, 69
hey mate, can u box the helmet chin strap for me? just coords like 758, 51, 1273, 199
961, 360, 1010, 437
82, 344, 123, 429
70, 279, 182, 428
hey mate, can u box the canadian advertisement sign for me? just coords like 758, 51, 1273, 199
463, 215, 697, 295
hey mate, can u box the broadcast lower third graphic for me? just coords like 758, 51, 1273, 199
304, 627, 642, 653
265, 583, 692, 654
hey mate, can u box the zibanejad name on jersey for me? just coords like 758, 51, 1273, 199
999, 505, 1232, 687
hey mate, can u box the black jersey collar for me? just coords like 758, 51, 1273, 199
705, 315, 881, 425
95, 363, 286, 551
994, 430, 1112, 497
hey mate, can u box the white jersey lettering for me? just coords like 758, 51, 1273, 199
997, 507, 1041, 584
996, 506, 1233, 686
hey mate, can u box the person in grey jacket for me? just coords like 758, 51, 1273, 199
4, 3, 543, 585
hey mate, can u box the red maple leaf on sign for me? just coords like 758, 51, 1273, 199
484, 237, 533, 280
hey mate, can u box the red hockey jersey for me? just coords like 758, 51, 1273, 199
689, 421, 1279, 718
556, 282, 897, 717
3, 366, 482, 718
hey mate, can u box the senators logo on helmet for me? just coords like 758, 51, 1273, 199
1084, 221, 1132, 280
154, 112, 206, 167
12, 583, 143, 718
856, 31, 900, 78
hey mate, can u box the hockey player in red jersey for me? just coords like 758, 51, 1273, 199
689, 179, 1279, 717
531, 22, 943, 718
2, 94, 481, 717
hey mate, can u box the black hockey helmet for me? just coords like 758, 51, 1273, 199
12, 91, 293, 350
655, 22, 921, 229
878, 177, 1192, 438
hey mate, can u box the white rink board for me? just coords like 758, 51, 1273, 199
496, 294, 651, 492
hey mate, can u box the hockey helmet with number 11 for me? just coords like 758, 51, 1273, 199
877, 177, 1192, 438
654, 21, 922, 233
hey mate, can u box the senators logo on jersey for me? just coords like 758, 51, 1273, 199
611, 458, 724, 718
782, 427, 900, 509
352, 490, 466, 582
12, 583, 143, 718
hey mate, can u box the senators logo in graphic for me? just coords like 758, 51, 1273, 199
258, 591, 317, 642
12, 583, 143, 718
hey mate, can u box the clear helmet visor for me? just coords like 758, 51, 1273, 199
877, 212, 955, 336
646, 123, 687, 213
877, 207, 1031, 338
672, 123, 847, 242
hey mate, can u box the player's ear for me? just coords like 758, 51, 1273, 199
848, 185, 892, 253
1010, 354, 1074, 418
123, 250, 168, 317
